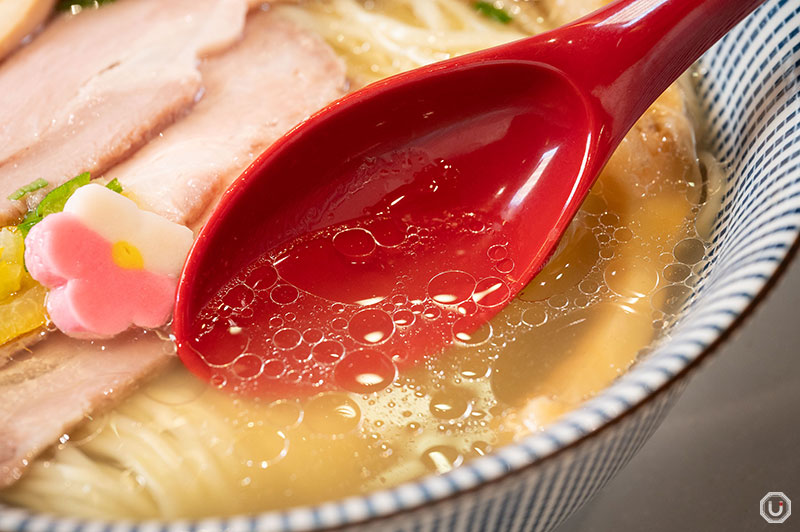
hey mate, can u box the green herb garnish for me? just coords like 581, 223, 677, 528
7, 179, 48, 202
105, 178, 123, 193
57, 0, 116, 12
17, 172, 91, 237
474, 2, 513, 24
37, 172, 91, 218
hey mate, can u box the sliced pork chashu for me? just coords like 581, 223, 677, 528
0, 8, 347, 488
0, 331, 170, 489
0, 0, 250, 225
112, 8, 348, 226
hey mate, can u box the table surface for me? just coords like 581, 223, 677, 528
557, 252, 800, 531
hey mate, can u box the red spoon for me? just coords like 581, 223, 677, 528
174, 0, 764, 398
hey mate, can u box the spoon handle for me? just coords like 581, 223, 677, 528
496, 0, 766, 149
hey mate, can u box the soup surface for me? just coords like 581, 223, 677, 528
0, 0, 725, 519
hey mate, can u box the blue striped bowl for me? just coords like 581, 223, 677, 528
2, 1, 799, 531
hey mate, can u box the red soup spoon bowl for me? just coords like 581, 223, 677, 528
174, 0, 765, 398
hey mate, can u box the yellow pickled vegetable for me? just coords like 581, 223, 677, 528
0, 226, 24, 261
0, 283, 48, 346
0, 226, 48, 346
0, 226, 25, 300
0, 261, 23, 299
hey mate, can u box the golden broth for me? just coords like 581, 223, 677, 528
0, 0, 723, 519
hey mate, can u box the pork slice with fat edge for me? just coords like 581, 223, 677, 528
0, 330, 170, 488
111, 8, 348, 226
0, 8, 347, 488
0, 0, 250, 225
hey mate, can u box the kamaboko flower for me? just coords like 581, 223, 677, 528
25, 184, 193, 338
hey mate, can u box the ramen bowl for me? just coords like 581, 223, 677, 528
1, 0, 799, 530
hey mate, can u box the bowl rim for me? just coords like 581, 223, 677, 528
4, 211, 794, 532
311, 235, 800, 532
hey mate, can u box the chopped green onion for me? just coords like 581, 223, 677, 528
37, 172, 91, 218
105, 178, 123, 194
57, 0, 116, 12
7, 179, 48, 202
474, 2, 513, 24
17, 172, 91, 237
16, 211, 41, 238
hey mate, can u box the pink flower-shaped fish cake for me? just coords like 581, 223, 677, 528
25, 184, 193, 338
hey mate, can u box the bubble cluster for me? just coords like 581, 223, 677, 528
193, 199, 517, 399
176, 144, 717, 504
